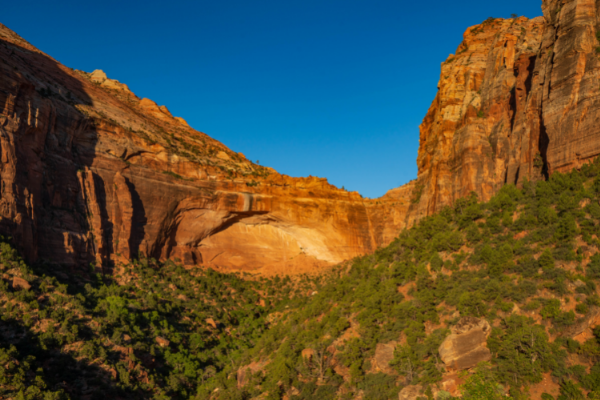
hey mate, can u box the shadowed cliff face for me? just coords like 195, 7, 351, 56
0, 31, 96, 270
0, 24, 415, 275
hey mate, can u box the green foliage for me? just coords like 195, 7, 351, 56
459, 364, 509, 400
5, 158, 600, 399
0, 345, 68, 400
488, 315, 565, 386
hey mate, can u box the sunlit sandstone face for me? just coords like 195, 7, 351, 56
2, 0, 600, 275
411, 0, 600, 225
0, 23, 414, 274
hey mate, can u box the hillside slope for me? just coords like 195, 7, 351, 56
4, 156, 600, 400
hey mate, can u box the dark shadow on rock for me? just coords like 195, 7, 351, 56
0, 36, 109, 282
125, 177, 146, 259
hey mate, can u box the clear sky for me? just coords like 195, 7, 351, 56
4, 0, 543, 198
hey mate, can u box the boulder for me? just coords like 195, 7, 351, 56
301, 348, 314, 360
439, 317, 491, 371
155, 336, 170, 347
12, 277, 31, 291
206, 318, 218, 329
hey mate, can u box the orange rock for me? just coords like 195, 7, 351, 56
439, 317, 492, 371
237, 360, 269, 388
398, 4, 600, 227
566, 307, 600, 343
301, 348, 314, 360
371, 342, 397, 375
0, 22, 417, 275
155, 336, 170, 347
407, 16, 547, 224
0, 22, 409, 275
206, 318, 218, 329
12, 277, 31, 291
398, 385, 423, 400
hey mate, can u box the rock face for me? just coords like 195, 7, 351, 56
372, 342, 397, 375
237, 361, 269, 388
2, 0, 600, 275
402, 0, 600, 225
155, 336, 170, 347
0, 23, 413, 275
439, 317, 492, 371
12, 276, 30, 291
404, 16, 547, 224
565, 306, 600, 343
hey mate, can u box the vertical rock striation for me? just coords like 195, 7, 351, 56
405, 0, 600, 225
408, 16, 547, 221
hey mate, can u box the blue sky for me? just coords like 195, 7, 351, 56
4, 0, 542, 198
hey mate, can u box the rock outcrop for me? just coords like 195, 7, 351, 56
404, 16, 547, 224
565, 306, 600, 343
439, 317, 492, 371
11, 276, 30, 291
237, 361, 269, 388
372, 342, 398, 375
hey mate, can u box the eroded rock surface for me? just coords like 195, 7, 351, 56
0, 23, 412, 275
404, 0, 600, 225
439, 317, 492, 371
565, 306, 600, 343
11, 276, 30, 291
372, 342, 397, 375
237, 361, 269, 388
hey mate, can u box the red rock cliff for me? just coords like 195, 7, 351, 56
398, 0, 600, 226
2, 0, 600, 275
0, 23, 415, 275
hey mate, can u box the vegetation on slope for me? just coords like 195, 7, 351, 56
0, 248, 320, 399
208, 159, 600, 400
4, 159, 600, 399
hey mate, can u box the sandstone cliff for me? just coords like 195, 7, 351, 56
3, 0, 600, 275
0, 23, 414, 275
404, 0, 600, 224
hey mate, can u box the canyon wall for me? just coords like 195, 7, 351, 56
406, 0, 600, 223
0, 24, 414, 275
3, 0, 600, 275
